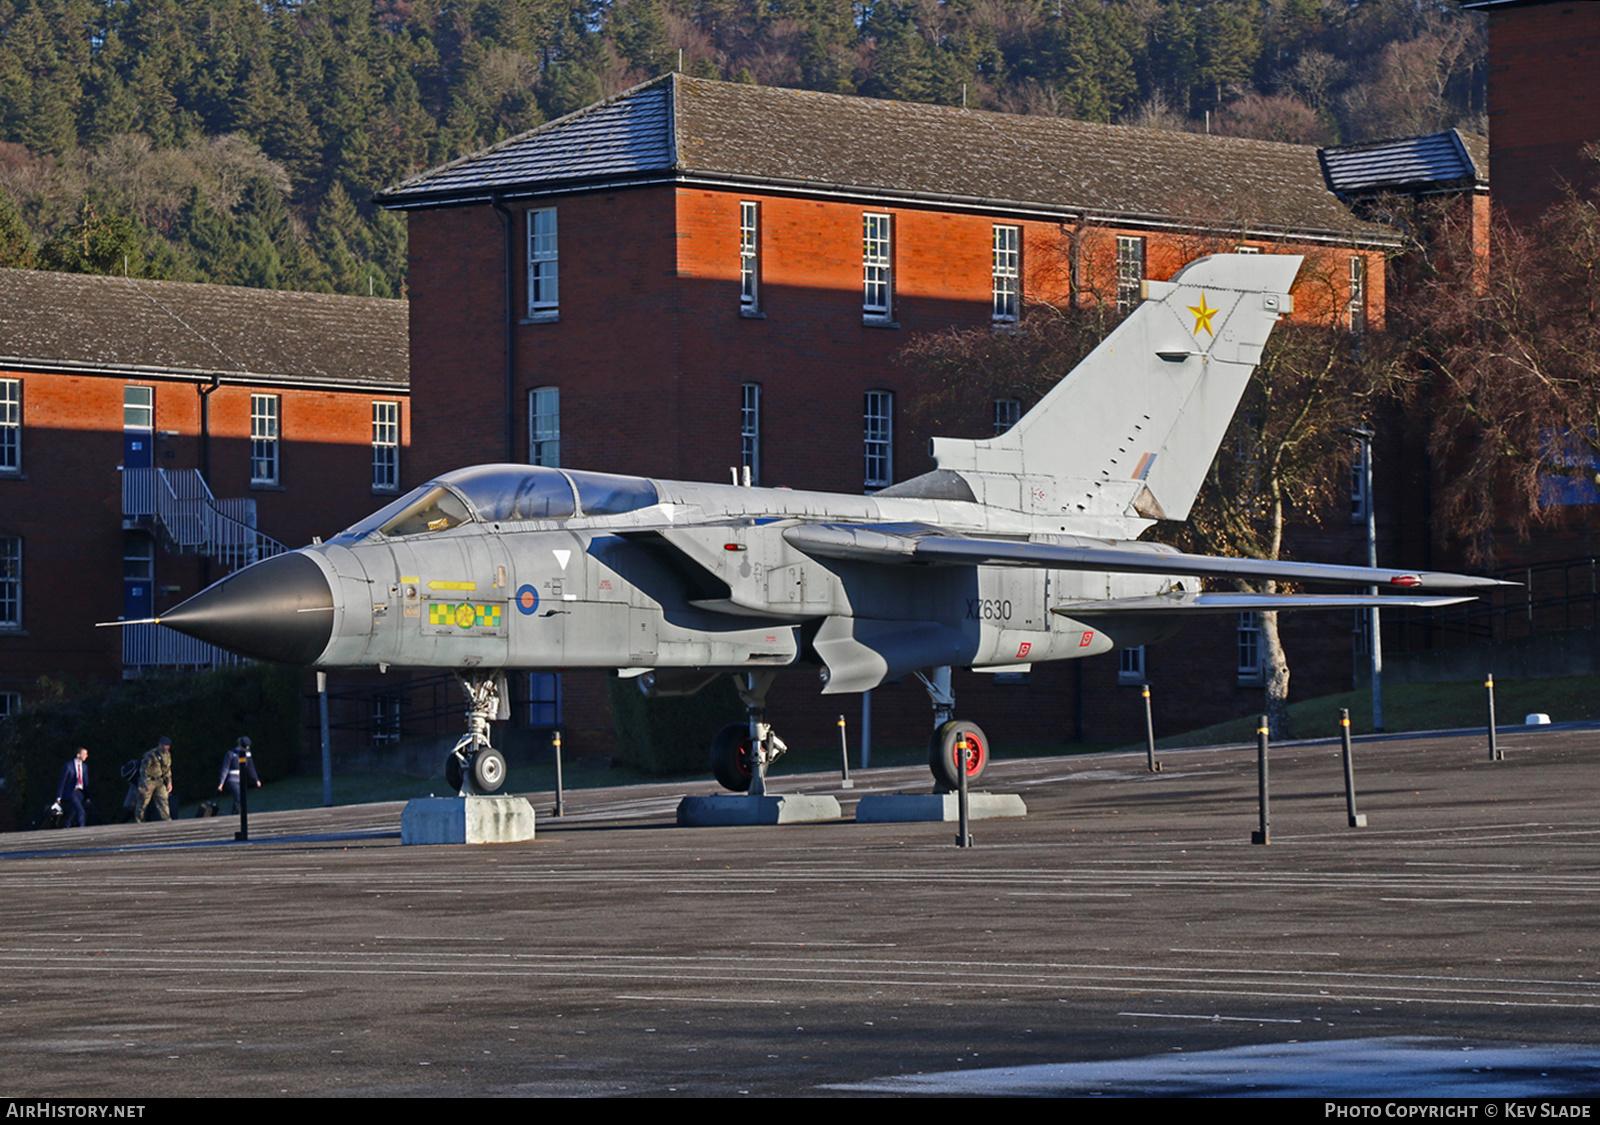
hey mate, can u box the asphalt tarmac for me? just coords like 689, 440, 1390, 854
4, 723, 1600, 1097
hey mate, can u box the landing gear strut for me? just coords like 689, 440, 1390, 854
916, 666, 988, 792
710, 671, 788, 795
444, 672, 509, 796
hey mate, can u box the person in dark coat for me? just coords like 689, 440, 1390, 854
55, 747, 89, 828
217, 736, 260, 815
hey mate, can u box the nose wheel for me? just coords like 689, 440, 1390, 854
444, 672, 510, 795
446, 745, 507, 794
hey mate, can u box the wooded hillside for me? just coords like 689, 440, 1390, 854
0, 0, 1486, 294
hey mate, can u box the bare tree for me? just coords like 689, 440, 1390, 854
1405, 146, 1600, 564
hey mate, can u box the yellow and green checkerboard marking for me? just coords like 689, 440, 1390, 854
427, 602, 503, 629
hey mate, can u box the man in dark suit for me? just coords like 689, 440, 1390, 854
56, 747, 89, 829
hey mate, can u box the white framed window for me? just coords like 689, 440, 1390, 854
372, 401, 399, 492
526, 208, 558, 319
124, 385, 153, 431
1352, 607, 1371, 657
993, 225, 1020, 322
0, 691, 19, 720
1118, 645, 1146, 685
529, 387, 560, 467
1236, 245, 1261, 254
863, 213, 892, 320
993, 398, 1021, 434
864, 390, 893, 490
1238, 612, 1263, 684
1116, 235, 1146, 314
741, 383, 761, 485
740, 201, 760, 314
527, 672, 561, 727
0, 379, 18, 473
1349, 254, 1367, 334
250, 394, 279, 485
0, 535, 18, 628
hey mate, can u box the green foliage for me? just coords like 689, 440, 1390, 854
0, 0, 1486, 296
0, 189, 36, 268
0, 664, 302, 829
604, 674, 744, 775
36, 202, 153, 276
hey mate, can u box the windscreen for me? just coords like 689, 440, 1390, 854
443, 465, 578, 521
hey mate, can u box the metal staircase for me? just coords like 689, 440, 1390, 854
122, 468, 287, 569
121, 468, 288, 672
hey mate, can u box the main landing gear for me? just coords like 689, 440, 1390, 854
709, 671, 788, 795
705, 665, 989, 794
916, 666, 988, 792
444, 673, 509, 795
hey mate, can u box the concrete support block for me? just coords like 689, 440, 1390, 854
676, 793, 842, 826
401, 796, 537, 845
855, 792, 1027, 824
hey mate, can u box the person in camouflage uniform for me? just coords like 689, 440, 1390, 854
134, 736, 174, 823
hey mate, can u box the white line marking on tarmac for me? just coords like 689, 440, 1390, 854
1009, 892, 1133, 897
615, 995, 777, 1004
1380, 897, 1534, 905
665, 889, 778, 894
750, 941, 898, 947
1171, 948, 1341, 957
165, 988, 305, 994
1117, 1011, 1303, 1023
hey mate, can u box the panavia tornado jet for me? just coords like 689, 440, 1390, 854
151, 253, 1503, 796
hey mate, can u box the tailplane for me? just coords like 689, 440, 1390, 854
927, 252, 1301, 527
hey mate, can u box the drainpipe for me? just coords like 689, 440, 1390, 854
198, 373, 220, 484
491, 195, 517, 462
198, 373, 221, 587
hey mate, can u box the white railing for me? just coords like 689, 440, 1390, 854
123, 468, 287, 570
122, 622, 246, 670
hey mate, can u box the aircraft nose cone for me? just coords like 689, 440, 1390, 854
159, 551, 335, 665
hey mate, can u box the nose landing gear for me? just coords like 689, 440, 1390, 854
444, 672, 510, 795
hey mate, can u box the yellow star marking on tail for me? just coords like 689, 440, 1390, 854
1188, 292, 1218, 337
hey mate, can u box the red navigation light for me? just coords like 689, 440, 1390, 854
1390, 574, 1421, 587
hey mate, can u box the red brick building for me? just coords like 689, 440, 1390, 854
1464, 0, 1600, 226
375, 74, 1418, 754
0, 269, 409, 721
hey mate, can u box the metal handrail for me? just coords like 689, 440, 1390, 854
123, 467, 286, 569
121, 621, 246, 669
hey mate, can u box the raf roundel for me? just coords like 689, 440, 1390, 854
514, 584, 540, 616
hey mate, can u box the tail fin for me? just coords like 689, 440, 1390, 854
929, 252, 1301, 524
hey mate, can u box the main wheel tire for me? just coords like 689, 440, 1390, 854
472, 747, 507, 793
710, 723, 755, 793
929, 720, 989, 791
444, 751, 465, 791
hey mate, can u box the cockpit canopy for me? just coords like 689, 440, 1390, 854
331, 464, 660, 541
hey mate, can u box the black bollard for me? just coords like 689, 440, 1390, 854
1340, 708, 1366, 828
1252, 715, 1270, 845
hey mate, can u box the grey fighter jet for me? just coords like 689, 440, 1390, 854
151, 253, 1501, 795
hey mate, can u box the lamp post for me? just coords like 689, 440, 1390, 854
1346, 425, 1383, 733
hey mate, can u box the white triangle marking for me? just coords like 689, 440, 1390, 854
553, 549, 571, 571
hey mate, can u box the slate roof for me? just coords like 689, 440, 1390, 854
380, 74, 1395, 245
1319, 130, 1488, 198
0, 269, 408, 391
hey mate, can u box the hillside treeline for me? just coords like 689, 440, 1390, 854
0, 0, 1486, 295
